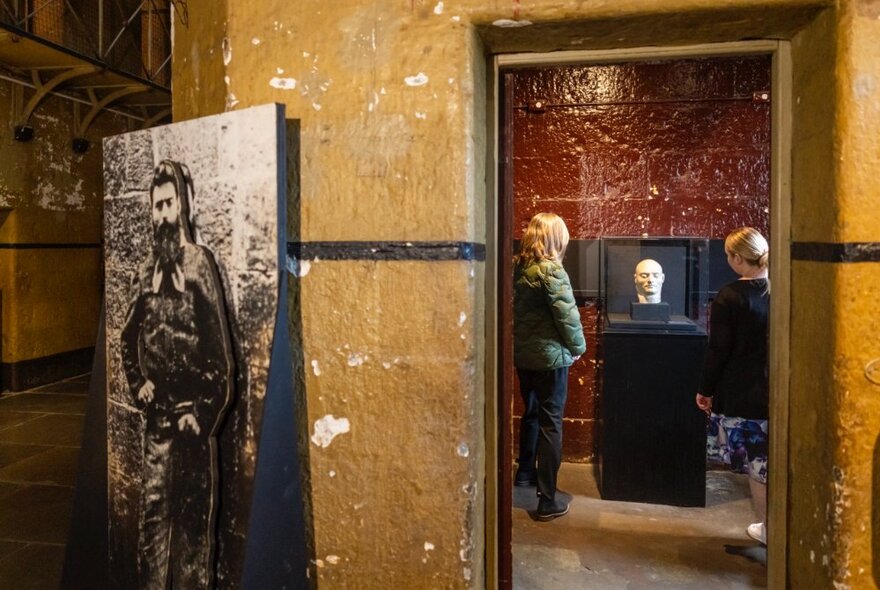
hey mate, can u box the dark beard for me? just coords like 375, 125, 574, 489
153, 221, 182, 271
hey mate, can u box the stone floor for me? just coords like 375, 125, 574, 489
0, 373, 89, 590
0, 374, 767, 589
513, 463, 767, 589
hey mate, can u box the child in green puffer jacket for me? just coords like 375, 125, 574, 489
513, 212, 586, 521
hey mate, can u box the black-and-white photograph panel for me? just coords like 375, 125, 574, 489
103, 103, 294, 589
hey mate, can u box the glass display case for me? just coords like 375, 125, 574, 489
599, 236, 711, 506
600, 237, 710, 332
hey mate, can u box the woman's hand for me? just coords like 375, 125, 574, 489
695, 393, 713, 415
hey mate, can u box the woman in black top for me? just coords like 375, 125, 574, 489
696, 227, 769, 545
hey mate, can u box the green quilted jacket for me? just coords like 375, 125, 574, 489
513, 259, 587, 370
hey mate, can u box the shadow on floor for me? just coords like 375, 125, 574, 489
512, 463, 767, 590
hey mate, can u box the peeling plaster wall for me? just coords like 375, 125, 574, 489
788, 8, 840, 587
837, 3, 880, 585
177, 2, 489, 587
169, 0, 880, 588
0, 81, 130, 379
298, 260, 485, 587
787, 2, 880, 588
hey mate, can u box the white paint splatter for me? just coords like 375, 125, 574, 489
303, 51, 311, 57
329, 470, 336, 477
33, 113, 60, 123
451, 15, 461, 22
287, 258, 311, 277
433, 1, 444, 14
312, 102, 322, 111
270, 77, 298, 90
315, 559, 325, 568
415, 111, 427, 119
492, 19, 533, 27
224, 75, 231, 85
458, 312, 467, 326
463, 567, 471, 581
311, 415, 351, 448
348, 352, 366, 367
854, 73, 876, 99
251, 37, 261, 45
311, 359, 321, 376
276, 67, 285, 74
457, 443, 469, 457
405, 72, 429, 87
226, 92, 239, 110
424, 542, 435, 551
382, 361, 392, 369
367, 91, 380, 112
326, 555, 340, 565
222, 37, 232, 65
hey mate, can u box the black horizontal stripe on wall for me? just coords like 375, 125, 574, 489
791, 241, 880, 263
0, 346, 94, 392
288, 241, 486, 262
0, 243, 102, 249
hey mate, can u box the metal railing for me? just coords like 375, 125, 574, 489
0, 0, 174, 88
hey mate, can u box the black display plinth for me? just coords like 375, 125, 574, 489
600, 328, 708, 507
630, 301, 670, 321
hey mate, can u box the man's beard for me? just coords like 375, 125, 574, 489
153, 221, 183, 271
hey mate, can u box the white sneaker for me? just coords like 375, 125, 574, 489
746, 522, 766, 545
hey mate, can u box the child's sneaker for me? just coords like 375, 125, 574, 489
746, 522, 766, 545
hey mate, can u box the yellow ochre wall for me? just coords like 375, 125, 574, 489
0, 81, 129, 390
173, 0, 880, 588
788, 2, 880, 589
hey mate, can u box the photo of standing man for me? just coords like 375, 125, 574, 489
120, 159, 234, 589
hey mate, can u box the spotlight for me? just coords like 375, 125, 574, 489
71, 137, 90, 154
14, 124, 33, 142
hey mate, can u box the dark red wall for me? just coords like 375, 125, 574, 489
508, 56, 771, 462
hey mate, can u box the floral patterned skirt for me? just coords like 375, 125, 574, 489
707, 414, 768, 484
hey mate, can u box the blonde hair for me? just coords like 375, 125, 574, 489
515, 213, 570, 267
725, 226, 770, 292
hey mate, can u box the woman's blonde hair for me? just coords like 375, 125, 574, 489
725, 227, 769, 269
515, 212, 570, 267
725, 226, 770, 292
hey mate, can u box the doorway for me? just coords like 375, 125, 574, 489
490, 42, 791, 589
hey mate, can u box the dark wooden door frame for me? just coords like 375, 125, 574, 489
489, 41, 791, 590
495, 71, 516, 589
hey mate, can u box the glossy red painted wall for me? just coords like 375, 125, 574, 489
508, 56, 771, 462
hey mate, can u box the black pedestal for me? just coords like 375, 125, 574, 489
630, 301, 670, 321
600, 328, 708, 507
